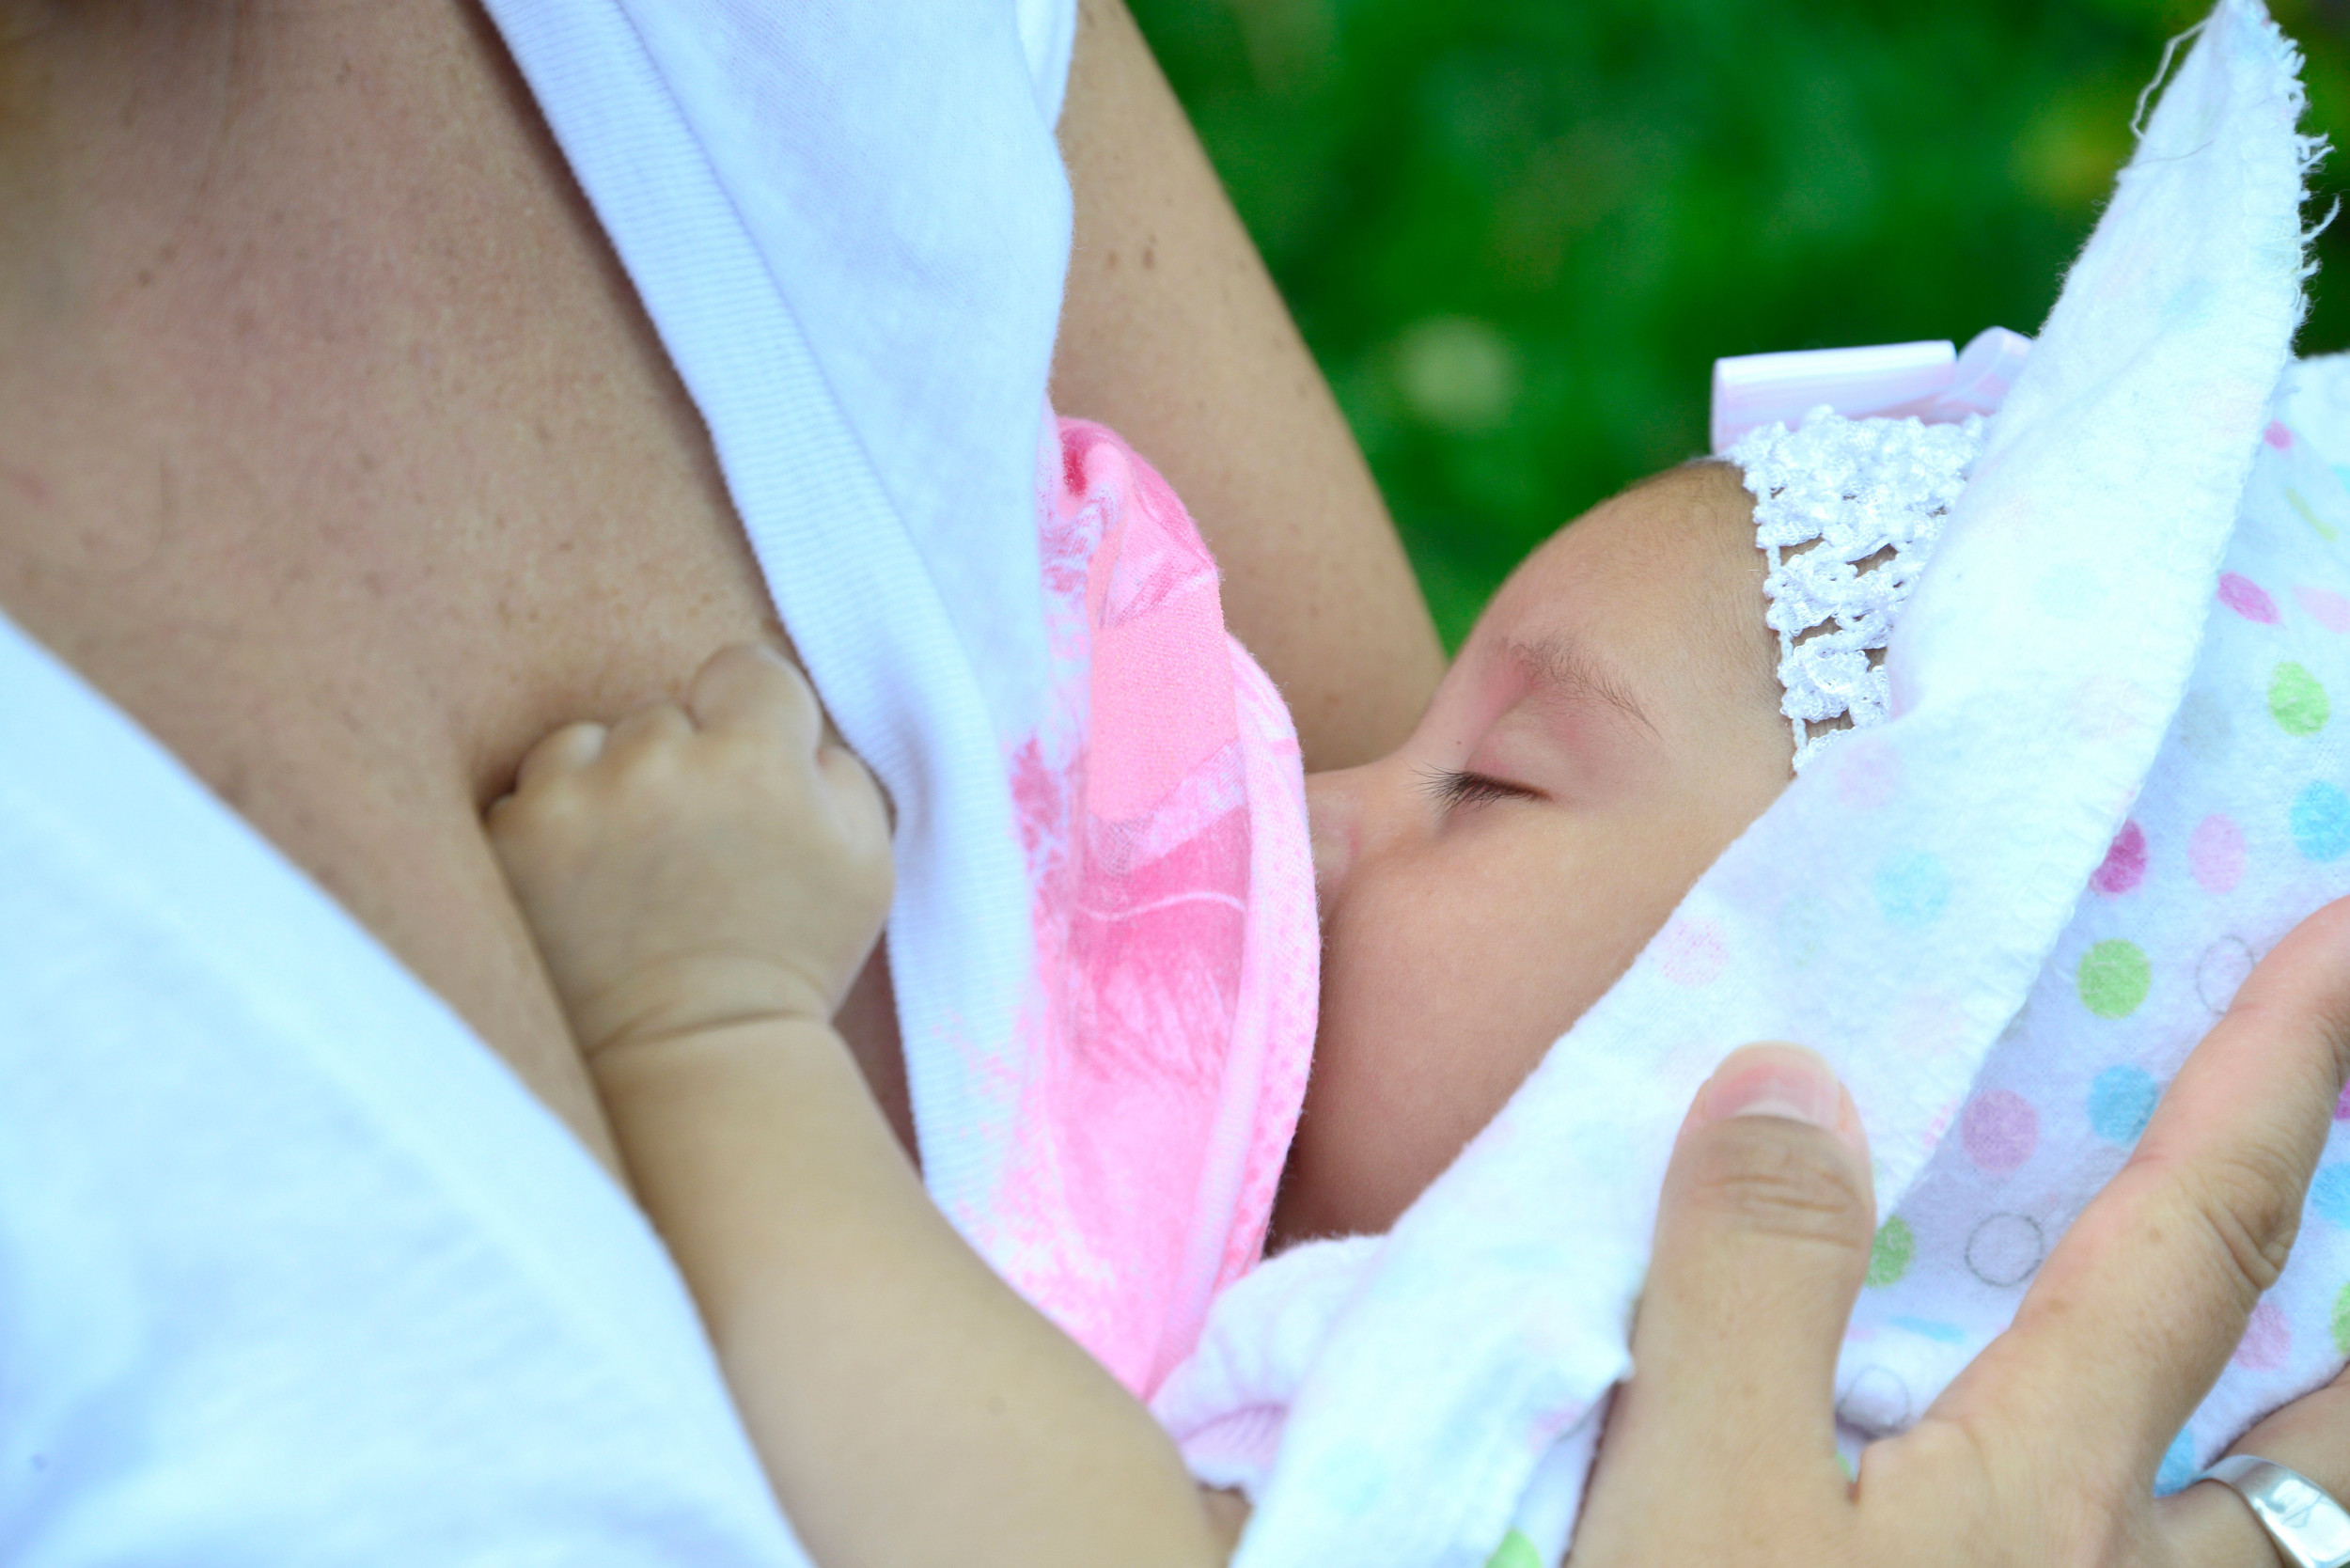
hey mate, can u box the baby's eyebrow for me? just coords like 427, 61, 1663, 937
1503, 632, 1657, 737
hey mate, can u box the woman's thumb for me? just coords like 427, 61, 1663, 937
1608, 1044, 1877, 1494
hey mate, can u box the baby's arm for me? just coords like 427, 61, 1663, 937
489, 645, 1231, 1568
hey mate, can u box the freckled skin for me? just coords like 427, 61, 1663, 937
0, 4, 784, 1167
1273, 463, 1794, 1247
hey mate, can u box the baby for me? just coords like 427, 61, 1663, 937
489, 375, 2048, 1554
490, 399, 2350, 1568
484, 450, 1800, 1568
488, 5, 2345, 1561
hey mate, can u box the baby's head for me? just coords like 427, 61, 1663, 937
1275, 415, 1974, 1245
1275, 461, 1788, 1243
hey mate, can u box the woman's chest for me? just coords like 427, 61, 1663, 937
0, 4, 788, 1165
2, 375, 777, 1180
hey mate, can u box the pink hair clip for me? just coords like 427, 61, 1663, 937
1709, 325, 2031, 454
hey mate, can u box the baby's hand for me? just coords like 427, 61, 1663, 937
489, 644, 893, 1058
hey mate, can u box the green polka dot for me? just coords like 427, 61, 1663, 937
2333, 1281, 2350, 1357
2077, 939, 2153, 1019
1866, 1216, 1914, 1288
1484, 1530, 1543, 1568
2270, 662, 2331, 736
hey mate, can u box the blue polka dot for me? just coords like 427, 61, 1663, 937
2292, 781, 2350, 861
2313, 1164, 2350, 1229
2156, 1428, 2199, 1496
1888, 1315, 1966, 1344
1873, 852, 1950, 928
2088, 1065, 2160, 1145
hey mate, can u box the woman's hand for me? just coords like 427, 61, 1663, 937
1574, 897, 2350, 1567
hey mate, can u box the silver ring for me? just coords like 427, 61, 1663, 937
2198, 1454, 2350, 1568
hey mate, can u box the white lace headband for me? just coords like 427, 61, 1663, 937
1712, 330, 2025, 771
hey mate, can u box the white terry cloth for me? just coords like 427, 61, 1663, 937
1153, 6, 2341, 1564
0, 2, 1078, 1560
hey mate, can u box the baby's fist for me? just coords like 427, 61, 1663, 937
489, 644, 894, 1058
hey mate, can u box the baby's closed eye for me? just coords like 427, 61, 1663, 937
1420, 768, 1541, 811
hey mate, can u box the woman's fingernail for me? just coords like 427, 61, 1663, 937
1700, 1043, 1845, 1131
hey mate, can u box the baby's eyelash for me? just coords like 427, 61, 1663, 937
1419, 768, 1535, 810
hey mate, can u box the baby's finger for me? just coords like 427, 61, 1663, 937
513, 722, 607, 793
821, 742, 896, 848
1938, 896, 2350, 1494
688, 643, 820, 746
604, 699, 694, 764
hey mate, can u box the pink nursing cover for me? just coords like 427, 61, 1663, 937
979, 418, 1318, 1397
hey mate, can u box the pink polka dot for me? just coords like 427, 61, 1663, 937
1961, 1089, 2038, 1174
1835, 740, 1903, 810
1655, 917, 1728, 986
2091, 820, 2147, 895
2297, 585, 2350, 633
2188, 813, 2246, 895
2335, 1077, 2350, 1121
2233, 1300, 2291, 1371
2266, 420, 2296, 450
2218, 572, 2281, 624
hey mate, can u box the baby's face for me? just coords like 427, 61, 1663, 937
1272, 462, 1793, 1246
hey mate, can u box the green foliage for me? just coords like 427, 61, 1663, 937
1129, 0, 2350, 645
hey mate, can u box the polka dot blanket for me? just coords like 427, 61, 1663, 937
1149, 4, 2343, 1564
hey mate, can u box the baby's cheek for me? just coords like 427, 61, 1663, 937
1418, 821, 1700, 1116
1302, 856, 1606, 1231
1282, 898, 1488, 1234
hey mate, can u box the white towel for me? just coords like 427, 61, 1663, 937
1154, 6, 2343, 1563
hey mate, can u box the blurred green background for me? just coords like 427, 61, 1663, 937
1127, 0, 2350, 646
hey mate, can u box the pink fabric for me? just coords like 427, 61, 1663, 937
979, 418, 1318, 1397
